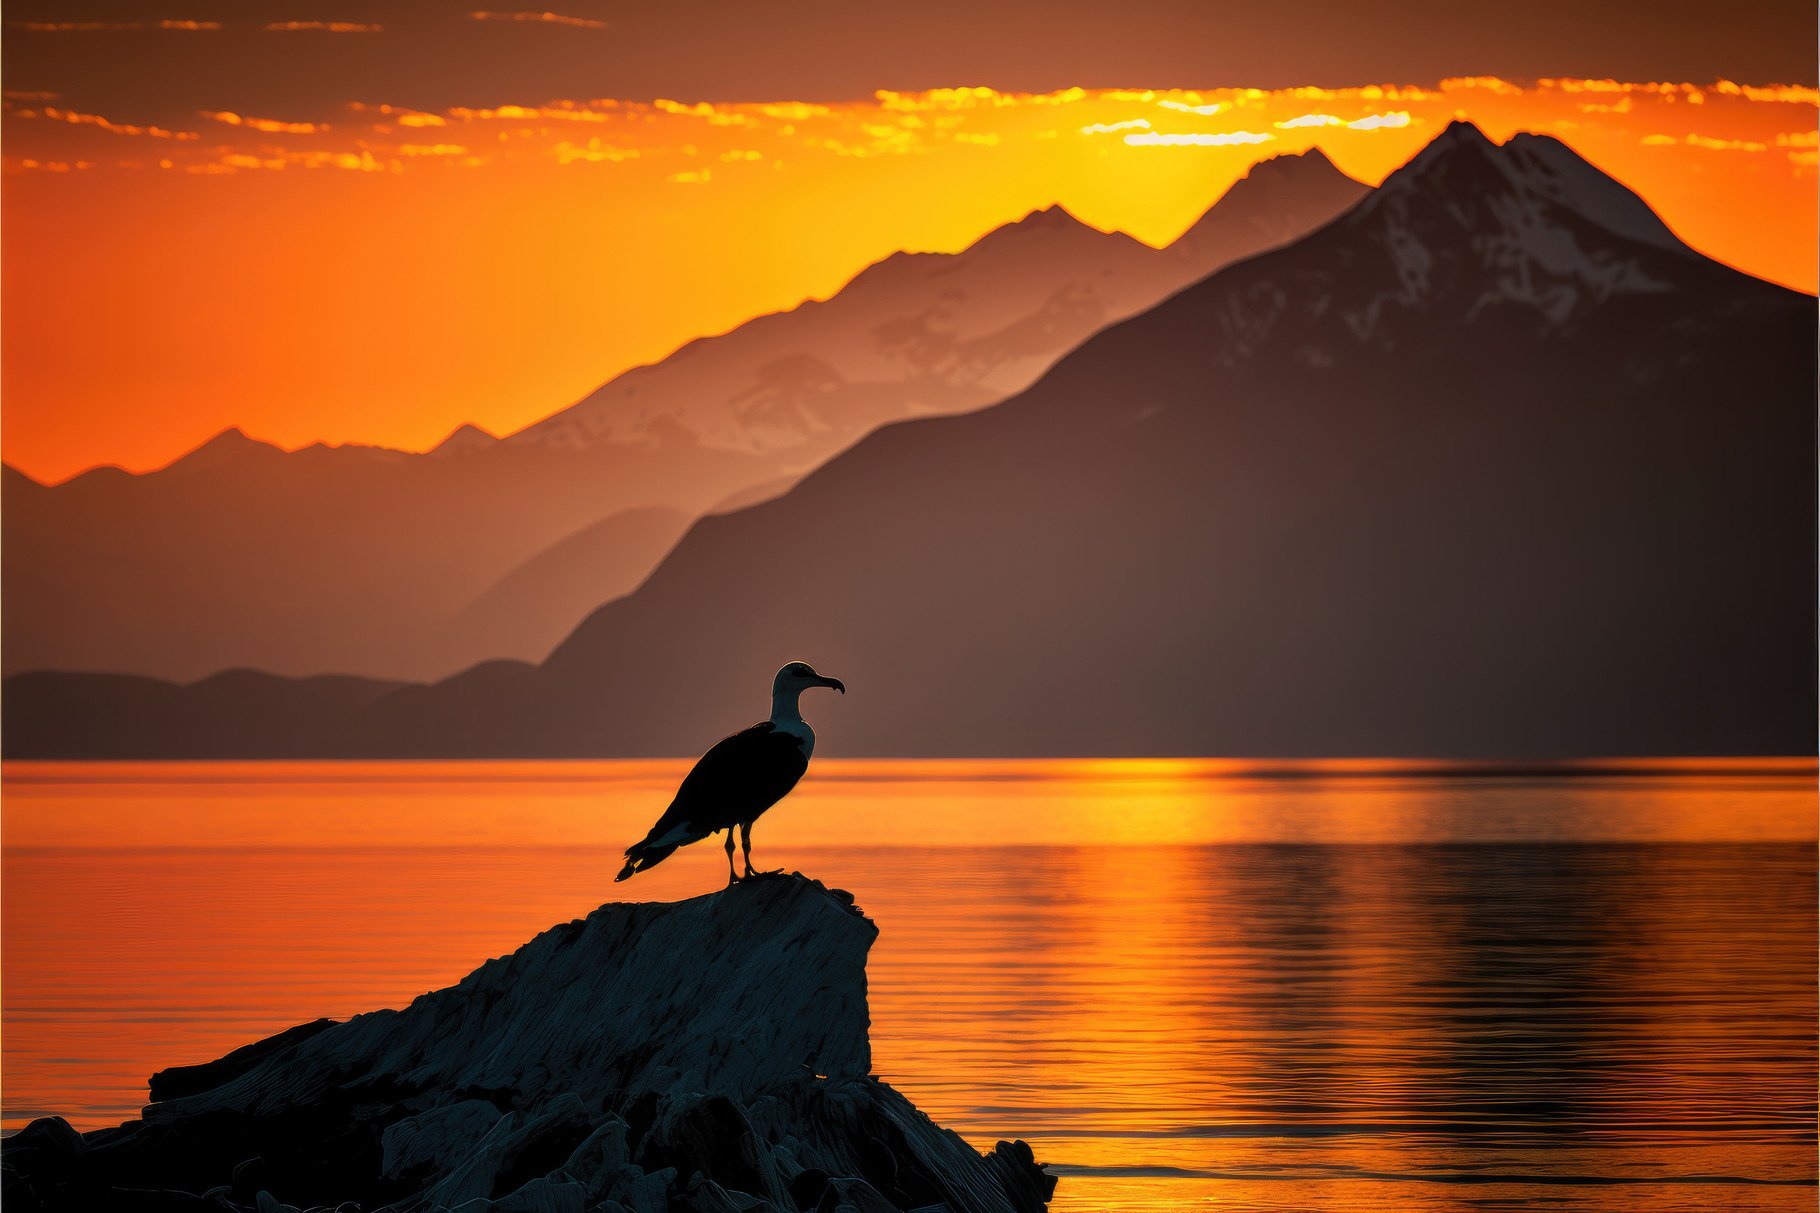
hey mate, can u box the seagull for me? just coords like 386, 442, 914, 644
616, 661, 846, 885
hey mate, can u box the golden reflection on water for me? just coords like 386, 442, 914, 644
3, 760, 1815, 1211
4, 757, 1814, 849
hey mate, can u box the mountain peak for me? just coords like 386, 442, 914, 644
432, 422, 499, 455
1366, 121, 1682, 253
1170, 145, 1372, 267
203, 425, 255, 447
165, 426, 284, 475
1243, 145, 1342, 180
977, 202, 1098, 243
1437, 117, 1494, 145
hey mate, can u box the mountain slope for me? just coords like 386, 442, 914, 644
446, 505, 695, 667
510, 150, 1367, 456
3, 150, 1369, 684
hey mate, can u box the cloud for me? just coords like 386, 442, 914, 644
1157, 99, 1223, 116
758, 102, 831, 122
1774, 131, 1819, 147
1439, 76, 1521, 94
350, 103, 449, 127
446, 103, 616, 122
1080, 119, 1152, 135
555, 138, 639, 163
196, 147, 396, 173
399, 143, 469, 156
203, 111, 323, 134
1347, 111, 1411, 130
669, 167, 711, 184
655, 98, 753, 126
468, 11, 607, 28
1123, 131, 1275, 147
13, 18, 220, 30
1711, 80, 1819, 104
11, 105, 198, 140
1641, 132, 1769, 151
265, 21, 383, 33
1275, 110, 1411, 131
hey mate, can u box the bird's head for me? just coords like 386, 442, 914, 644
774, 660, 845, 697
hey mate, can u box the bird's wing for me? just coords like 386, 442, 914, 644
634, 722, 809, 848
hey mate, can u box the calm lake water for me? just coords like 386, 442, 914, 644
3, 759, 1815, 1211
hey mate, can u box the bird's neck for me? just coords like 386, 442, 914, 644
770, 688, 815, 756
770, 686, 806, 727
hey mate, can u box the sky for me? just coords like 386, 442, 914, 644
3, 1, 1816, 483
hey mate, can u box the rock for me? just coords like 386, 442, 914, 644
422, 1095, 591, 1210
6, 877, 1051, 1213
639, 1093, 790, 1211
382, 1101, 505, 1181
981, 1144, 1053, 1213
559, 1119, 629, 1201
150, 1020, 338, 1103
748, 1080, 1047, 1213
8, 1117, 86, 1158
787, 1169, 830, 1210
232, 1156, 272, 1200
490, 1176, 586, 1213
426, 1112, 522, 1209
150, 878, 871, 1123
681, 1175, 765, 1213
612, 1165, 675, 1213
815, 1178, 898, 1213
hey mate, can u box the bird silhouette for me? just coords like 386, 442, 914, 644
616, 661, 846, 884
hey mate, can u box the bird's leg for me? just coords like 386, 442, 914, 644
724, 830, 738, 886
741, 822, 780, 879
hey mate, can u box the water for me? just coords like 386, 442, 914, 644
4, 759, 1814, 1210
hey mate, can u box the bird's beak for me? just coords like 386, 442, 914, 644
819, 676, 846, 695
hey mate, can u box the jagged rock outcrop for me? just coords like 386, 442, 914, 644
1, 876, 1053, 1213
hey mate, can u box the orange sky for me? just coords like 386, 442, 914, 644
3, 76, 1816, 483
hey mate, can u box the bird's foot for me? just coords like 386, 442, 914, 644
742, 867, 785, 881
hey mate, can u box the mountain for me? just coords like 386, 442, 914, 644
1171, 146, 1373, 268
2, 150, 1369, 685
8, 124, 1810, 760
445, 504, 695, 668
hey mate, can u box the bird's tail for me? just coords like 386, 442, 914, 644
615, 842, 678, 882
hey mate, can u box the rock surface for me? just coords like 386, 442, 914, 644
1, 875, 1054, 1213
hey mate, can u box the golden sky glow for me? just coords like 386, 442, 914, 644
3, 77, 1815, 482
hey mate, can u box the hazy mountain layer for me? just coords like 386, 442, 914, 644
3, 151, 1368, 683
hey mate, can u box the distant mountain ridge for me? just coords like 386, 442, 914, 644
3, 149, 1371, 684
8, 124, 1811, 760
